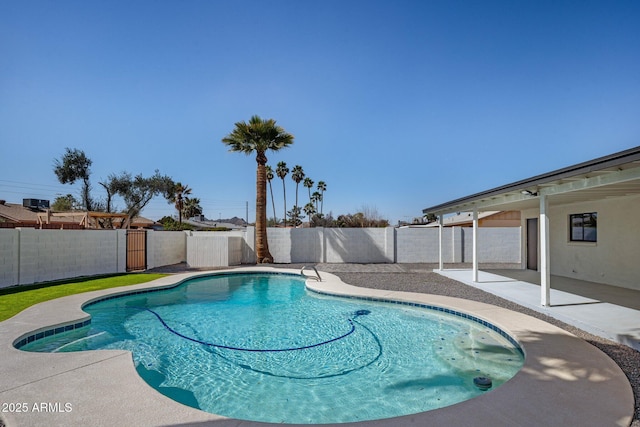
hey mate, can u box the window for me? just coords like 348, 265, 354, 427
569, 213, 597, 242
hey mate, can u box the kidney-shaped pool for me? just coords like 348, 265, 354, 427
19, 272, 524, 424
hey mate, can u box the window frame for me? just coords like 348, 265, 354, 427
569, 212, 597, 242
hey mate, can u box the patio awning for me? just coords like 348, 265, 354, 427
422, 145, 640, 307
422, 145, 640, 216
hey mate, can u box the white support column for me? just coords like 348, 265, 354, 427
540, 194, 551, 306
438, 214, 444, 270
472, 208, 479, 282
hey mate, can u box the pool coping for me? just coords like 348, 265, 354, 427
0, 267, 634, 427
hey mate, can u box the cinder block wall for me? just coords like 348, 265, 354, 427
0, 226, 521, 288
0, 229, 19, 287
1, 229, 125, 287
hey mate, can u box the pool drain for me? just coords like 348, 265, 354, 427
473, 376, 492, 390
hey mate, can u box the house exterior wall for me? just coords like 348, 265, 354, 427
521, 194, 640, 290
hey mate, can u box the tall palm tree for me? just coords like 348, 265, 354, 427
276, 161, 289, 227
169, 182, 192, 224
303, 177, 314, 203
317, 181, 327, 215
291, 165, 305, 210
265, 165, 277, 226
222, 115, 294, 263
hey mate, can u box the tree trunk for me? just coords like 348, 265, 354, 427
268, 181, 277, 225
255, 157, 273, 263
282, 180, 287, 228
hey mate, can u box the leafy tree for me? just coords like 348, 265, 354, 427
52, 194, 80, 211
53, 148, 94, 211
168, 182, 192, 224
276, 161, 289, 227
287, 205, 304, 227
336, 206, 389, 228
266, 165, 277, 225
221, 115, 294, 263
108, 170, 174, 227
158, 216, 196, 231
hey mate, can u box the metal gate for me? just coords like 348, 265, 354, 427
126, 229, 147, 271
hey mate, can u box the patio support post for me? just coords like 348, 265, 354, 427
472, 208, 478, 282
438, 214, 444, 270
540, 194, 551, 306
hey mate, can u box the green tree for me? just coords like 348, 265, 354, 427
53, 148, 94, 211
266, 165, 277, 225
276, 161, 289, 227
287, 205, 304, 227
108, 170, 174, 227
52, 194, 80, 211
221, 115, 294, 263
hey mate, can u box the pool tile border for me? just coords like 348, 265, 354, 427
308, 288, 524, 356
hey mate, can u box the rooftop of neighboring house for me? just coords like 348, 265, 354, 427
0, 199, 157, 229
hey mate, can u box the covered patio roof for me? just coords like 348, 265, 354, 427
422, 145, 640, 307
423, 145, 640, 216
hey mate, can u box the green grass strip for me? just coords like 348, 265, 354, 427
0, 273, 167, 322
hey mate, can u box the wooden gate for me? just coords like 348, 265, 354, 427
126, 230, 147, 271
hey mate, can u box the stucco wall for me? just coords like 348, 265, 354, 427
521, 195, 640, 290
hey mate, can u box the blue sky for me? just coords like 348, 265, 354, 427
1, 0, 639, 224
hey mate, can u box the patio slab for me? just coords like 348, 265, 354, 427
0, 267, 634, 426
436, 268, 640, 351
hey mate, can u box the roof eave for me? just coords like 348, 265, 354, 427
423, 145, 640, 215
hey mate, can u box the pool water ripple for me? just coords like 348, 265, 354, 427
20, 273, 524, 424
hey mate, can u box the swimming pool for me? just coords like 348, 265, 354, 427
19, 272, 524, 424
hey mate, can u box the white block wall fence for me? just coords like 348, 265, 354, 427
0, 226, 520, 288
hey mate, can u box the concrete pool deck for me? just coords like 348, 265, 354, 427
0, 267, 634, 427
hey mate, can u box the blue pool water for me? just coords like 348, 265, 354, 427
20, 273, 524, 424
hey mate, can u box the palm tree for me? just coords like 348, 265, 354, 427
276, 161, 289, 227
311, 191, 322, 213
303, 202, 316, 219
182, 197, 202, 220
265, 165, 277, 225
222, 115, 294, 263
303, 177, 314, 203
169, 182, 192, 224
317, 181, 327, 216
291, 165, 305, 210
